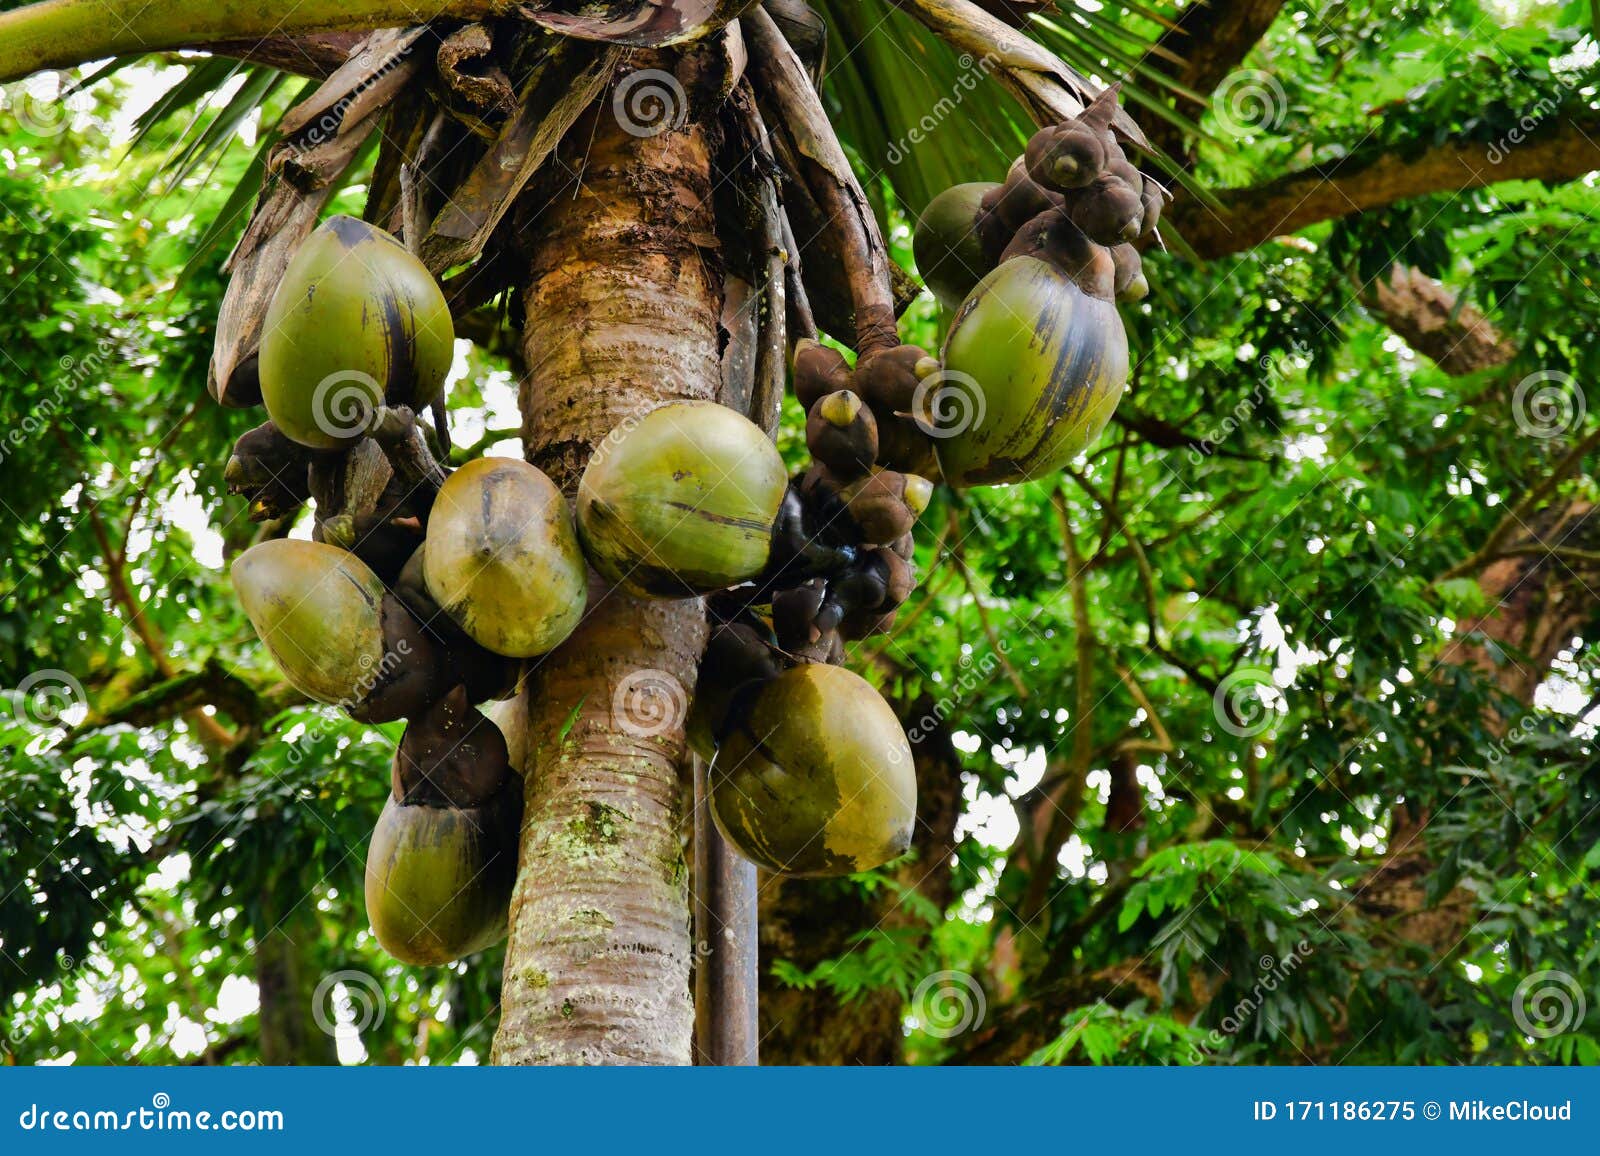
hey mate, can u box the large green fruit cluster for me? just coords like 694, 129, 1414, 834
220, 85, 1167, 952
912, 86, 1160, 489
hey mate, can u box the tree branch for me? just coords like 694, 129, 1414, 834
1172, 108, 1600, 258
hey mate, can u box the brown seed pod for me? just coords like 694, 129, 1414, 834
842, 469, 931, 546
872, 547, 916, 609
875, 413, 941, 480
793, 338, 853, 410
1025, 120, 1109, 191
356, 593, 454, 723
773, 580, 827, 652
806, 390, 879, 478
854, 344, 930, 417
989, 161, 1066, 236
686, 620, 784, 761
392, 684, 511, 809
393, 548, 521, 705
1002, 208, 1116, 300
1077, 83, 1122, 134
1139, 173, 1165, 240
1111, 243, 1149, 302
1068, 174, 1144, 246
794, 628, 845, 666
224, 421, 314, 522
839, 605, 898, 641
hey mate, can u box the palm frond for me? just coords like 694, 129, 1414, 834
812, 0, 1209, 217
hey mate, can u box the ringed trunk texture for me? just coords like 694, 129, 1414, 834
491, 90, 721, 1066
254, 904, 337, 1066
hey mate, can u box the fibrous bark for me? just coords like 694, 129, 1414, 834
492, 85, 721, 1066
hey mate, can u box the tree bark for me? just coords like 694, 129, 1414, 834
492, 84, 721, 1066
254, 904, 336, 1066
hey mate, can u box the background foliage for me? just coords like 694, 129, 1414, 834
2, 0, 1598, 1065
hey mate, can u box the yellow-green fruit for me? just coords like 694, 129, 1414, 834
711, 664, 915, 877
934, 256, 1128, 488
260, 215, 454, 450
578, 401, 788, 597
914, 182, 1001, 311
231, 539, 386, 706
422, 457, 587, 659
364, 791, 518, 966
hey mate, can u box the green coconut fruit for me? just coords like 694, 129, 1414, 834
914, 182, 1002, 312
710, 663, 916, 877
422, 457, 587, 659
260, 214, 454, 450
232, 538, 388, 707
577, 401, 788, 597
932, 256, 1128, 488
364, 787, 520, 966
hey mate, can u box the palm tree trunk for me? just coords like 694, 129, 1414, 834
492, 83, 721, 1065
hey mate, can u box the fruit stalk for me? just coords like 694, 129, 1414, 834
0, 0, 511, 82
746, 8, 900, 355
